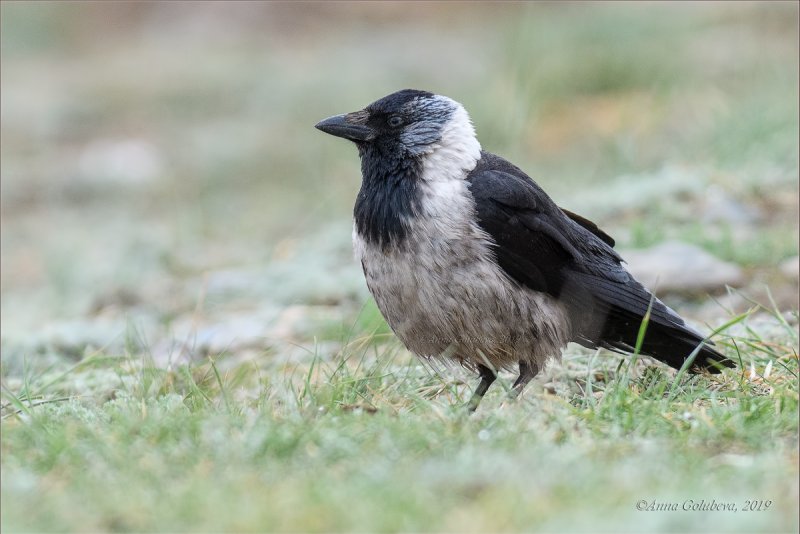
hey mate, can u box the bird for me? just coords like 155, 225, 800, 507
315, 89, 734, 411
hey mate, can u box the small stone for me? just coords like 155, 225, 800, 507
700, 185, 762, 225
621, 241, 744, 294
779, 256, 798, 281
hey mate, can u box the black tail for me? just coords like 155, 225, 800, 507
565, 271, 735, 373
631, 322, 733, 373
598, 311, 735, 373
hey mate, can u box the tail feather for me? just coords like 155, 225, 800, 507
566, 270, 735, 373
599, 314, 735, 373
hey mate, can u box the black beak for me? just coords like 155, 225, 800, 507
315, 112, 375, 142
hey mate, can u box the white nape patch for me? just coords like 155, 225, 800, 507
419, 97, 482, 184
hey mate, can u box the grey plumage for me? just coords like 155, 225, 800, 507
315, 89, 734, 411
353, 176, 570, 375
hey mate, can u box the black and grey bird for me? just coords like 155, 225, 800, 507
315, 89, 734, 411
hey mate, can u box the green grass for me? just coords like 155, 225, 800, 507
2, 302, 798, 533
1, 2, 798, 532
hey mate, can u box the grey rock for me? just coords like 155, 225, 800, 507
149, 304, 342, 368
779, 256, 799, 281
1, 312, 161, 365
700, 185, 762, 225
621, 241, 744, 294
151, 306, 280, 367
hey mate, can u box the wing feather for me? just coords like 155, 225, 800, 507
466, 151, 733, 372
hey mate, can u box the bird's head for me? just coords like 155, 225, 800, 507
315, 89, 480, 163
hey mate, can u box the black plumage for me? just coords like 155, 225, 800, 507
466, 151, 733, 373
316, 89, 735, 411
354, 144, 421, 250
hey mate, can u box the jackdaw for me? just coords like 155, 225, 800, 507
316, 89, 733, 411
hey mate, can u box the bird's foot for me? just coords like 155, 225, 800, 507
463, 364, 497, 414
498, 386, 525, 410
464, 393, 483, 414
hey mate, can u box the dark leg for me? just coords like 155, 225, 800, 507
508, 360, 539, 400
466, 364, 496, 413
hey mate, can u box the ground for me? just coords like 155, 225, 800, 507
1, 3, 798, 532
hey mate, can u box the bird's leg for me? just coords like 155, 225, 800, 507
466, 364, 496, 413
508, 360, 539, 400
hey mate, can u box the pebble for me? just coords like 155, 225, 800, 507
621, 241, 744, 294
779, 256, 798, 281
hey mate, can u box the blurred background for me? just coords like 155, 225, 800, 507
1, 3, 799, 533
1, 1, 798, 371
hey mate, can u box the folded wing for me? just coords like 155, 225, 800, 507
466, 152, 733, 372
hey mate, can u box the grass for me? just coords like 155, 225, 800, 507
1, 2, 798, 532
2, 300, 798, 533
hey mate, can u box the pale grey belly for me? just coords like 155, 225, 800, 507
355, 232, 572, 371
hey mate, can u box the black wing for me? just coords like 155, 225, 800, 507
466, 152, 733, 372
561, 208, 615, 247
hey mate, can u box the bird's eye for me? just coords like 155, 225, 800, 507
388, 115, 403, 128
